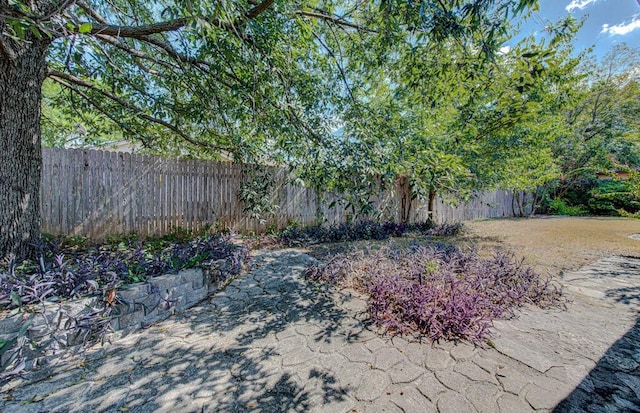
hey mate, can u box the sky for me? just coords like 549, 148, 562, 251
514, 0, 640, 57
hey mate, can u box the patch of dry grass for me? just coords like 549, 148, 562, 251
461, 216, 640, 276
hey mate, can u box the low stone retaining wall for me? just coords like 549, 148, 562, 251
0, 259, 236, 370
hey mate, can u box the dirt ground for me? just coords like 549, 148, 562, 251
461, 216, 640, 277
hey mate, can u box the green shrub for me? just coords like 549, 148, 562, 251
588, 181, 640, 216
548, 198, 589, 216
619, 209, 640, 219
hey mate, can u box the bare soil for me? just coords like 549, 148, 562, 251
461, 216, 640, 276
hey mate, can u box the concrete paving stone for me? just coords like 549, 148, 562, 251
341, 323, 369, 342
432, 339, 456, 351
490, 332, 560, 374
38, 381, 95, 412
374, 347, 406, 371
320, 355, 366, 391
307, 393, 357, 413
317, 335, 348, 354
524, 382, 568, 410
497, 393, 534, 413
344, 326, 378, 342
532, 375, 575, 400
453, 361, 498, 385
545, 365, 590, 387
294, 322, 328, 338
340, 342, 376, 364
414, 371, 449, 403
165, 360, 194, 375
612, 392, 640, 412
470, 350, 503, 374
4, 249, 640, 413
80, 377, 133, 412
495, 364, 534, 395
388, 384, 437, 413
387, 336, 412, 352
434, 369, 472, 393
387, 360, 425, 384
354, 369, 392, 401
424, 347, 454, 371
616, 372, 640, 400
436, 391, 477, 413
335, 293, 368, 313
465, 381, 500, 413
450, 341, 477, 361
361, 400, 404, 413
401, 342, 426, 367
282, 347, 317, 367
363, 336, 388, 353
7, 369, 88, 403
275, 334, 307, 355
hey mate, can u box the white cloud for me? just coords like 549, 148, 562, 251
601, 14, 640, 36
566, 0, 598, 12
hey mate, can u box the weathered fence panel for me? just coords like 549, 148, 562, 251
40, 148, 522, 240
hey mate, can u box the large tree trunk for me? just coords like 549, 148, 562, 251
0, 40, 49, 263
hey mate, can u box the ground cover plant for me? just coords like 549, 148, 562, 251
277, 220, 463, 247
0, 233, 247, 311
0, 233, 247, 380
305, 243, 564, 342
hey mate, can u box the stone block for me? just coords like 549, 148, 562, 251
150, 274, 181, 292
173, 294, 189, 311
117, 287, 144, 306
117, 309, 146, 329
186, 287, 208, 306
180, 269, 204, 289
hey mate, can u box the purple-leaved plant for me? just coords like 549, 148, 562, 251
305, 244, 563, 342
278, 220, 461, 247
0, 233, 249, 380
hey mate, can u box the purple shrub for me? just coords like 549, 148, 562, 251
0, 233, 248, 379
278, 220, 461, 247
305, 244, 563, 342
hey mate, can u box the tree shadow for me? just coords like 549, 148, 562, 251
605, 285, 640, 308
554, 312, 640, 411
2, 250, 358, 412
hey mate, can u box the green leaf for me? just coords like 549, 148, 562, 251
18, 316, 33, 336
10, 291, 21, 308
78, 23, 92, 33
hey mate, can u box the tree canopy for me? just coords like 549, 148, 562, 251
1, 0, 549, 260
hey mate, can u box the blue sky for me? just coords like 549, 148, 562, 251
514, 0, 640, 57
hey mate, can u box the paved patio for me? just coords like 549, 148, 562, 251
1, 249, 638, 412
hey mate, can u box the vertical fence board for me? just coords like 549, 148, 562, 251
40, 148, 524, 240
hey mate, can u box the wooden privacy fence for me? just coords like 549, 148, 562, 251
41, 148, 523, 240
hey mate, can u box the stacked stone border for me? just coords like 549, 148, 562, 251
0, 257, 243, 370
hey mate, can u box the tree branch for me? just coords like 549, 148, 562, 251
48, 70, 232, 152
296, 10, 376, 33
88, 18, 190, 38
48, 76, 154, 146
79, 0, 275, 39
75, 0, 108, 24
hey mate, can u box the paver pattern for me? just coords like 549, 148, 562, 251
1, 249, 638, 412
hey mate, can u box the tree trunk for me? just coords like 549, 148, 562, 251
0, 39, 49, 263
427, 191, 436, 223
397, 175, 412, 224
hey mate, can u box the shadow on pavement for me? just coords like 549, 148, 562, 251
3, 250, 357, 413
554, 299, 640, 412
